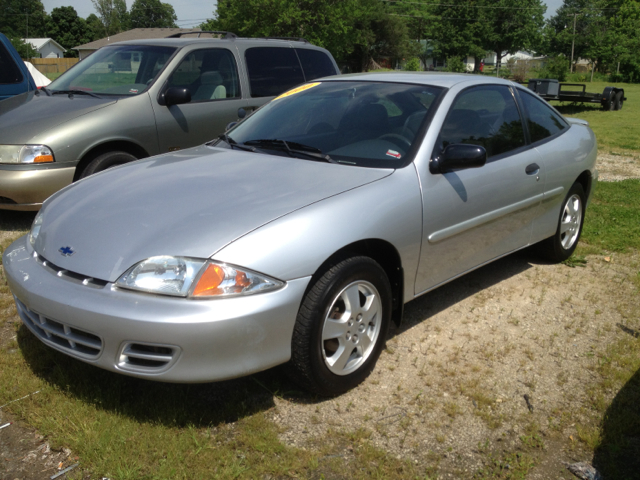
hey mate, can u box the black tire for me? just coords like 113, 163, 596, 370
614, 91, 623, 111
538, 182, 586, 262
603, 93, 614, 111
288, 256, 392, 396
80, 151, 137, 178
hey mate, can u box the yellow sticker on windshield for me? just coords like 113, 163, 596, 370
274, 82, 321, 100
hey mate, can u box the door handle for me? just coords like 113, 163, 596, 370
525, 163, 540, 175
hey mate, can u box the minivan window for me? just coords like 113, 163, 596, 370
245, 47, 305, 97
166, 48, 241, 102
295, 48, 337, 81
0, 42, 23, 84
49, 45, 176, 95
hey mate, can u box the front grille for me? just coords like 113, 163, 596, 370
15, 297, 103, 359
117, 342, 179, 373
36, 254, 108, 288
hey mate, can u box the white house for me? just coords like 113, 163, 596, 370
23, 38, 66, 58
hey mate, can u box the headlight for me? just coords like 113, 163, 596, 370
116, 256, 206, 297
29, 209, 44, 246
116, 256, 284, 298
0, 145, 54, 164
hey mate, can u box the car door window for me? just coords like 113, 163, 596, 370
166, 48, 241, 102
245, 47, 305, 97
518, 89, 568, 143
294, 48, 336, 81
436, 85, 526, 159
0, 42, 23, 84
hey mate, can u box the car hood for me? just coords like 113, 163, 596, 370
36, 145, 392, 282
0, 92, 116, 143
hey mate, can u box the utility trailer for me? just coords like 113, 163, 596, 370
527, 78, 626, 111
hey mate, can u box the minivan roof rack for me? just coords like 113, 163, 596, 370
166, 31, 238, 39
262, 37, 309, 43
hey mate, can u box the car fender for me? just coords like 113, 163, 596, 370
214, 165, 424, 305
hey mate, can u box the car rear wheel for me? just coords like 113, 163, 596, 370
80, 151, 137, 178
538, 182, 585, 262
288, 256, 392, 396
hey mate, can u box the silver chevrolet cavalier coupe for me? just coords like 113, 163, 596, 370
3, 73, 597, 396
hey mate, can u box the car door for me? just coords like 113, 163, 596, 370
414, 84, 545, 294
152, 47, 247, 153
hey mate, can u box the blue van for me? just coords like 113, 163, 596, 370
0, 33, 37, 101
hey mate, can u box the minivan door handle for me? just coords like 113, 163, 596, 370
525, 163, 540, 175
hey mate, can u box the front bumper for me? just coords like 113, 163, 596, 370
0, 165, 75, 210
3, 236, 310, 382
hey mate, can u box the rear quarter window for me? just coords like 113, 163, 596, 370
0, 42, 23, 84
518, 89, 568, 143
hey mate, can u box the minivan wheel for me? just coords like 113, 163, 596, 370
80, 151, 137, 178
288, 256, 392, 396
538, 182, 585, 262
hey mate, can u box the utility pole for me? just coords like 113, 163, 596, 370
570, 13, 577, 73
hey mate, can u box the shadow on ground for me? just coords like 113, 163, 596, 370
592, 365, 640, 480
0, 210, 36, 232
554, 103, 603, 115
16, 248, 540, 429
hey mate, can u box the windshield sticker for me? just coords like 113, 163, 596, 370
274, 82, 321, 100
386, 149, 402, 159
129, 88, 139, 94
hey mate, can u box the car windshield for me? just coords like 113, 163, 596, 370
48, 45, 176, 96
225, 81, 444, 168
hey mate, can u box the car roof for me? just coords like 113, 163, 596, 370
111, 37, 322, 49
323, 72, 515, 89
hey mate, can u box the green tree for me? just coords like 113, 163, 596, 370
91, 0, 130, 35
202, 0, 417, 70
86, 13, 106, 40
0, 0, 49, 39
45, 6, 93, 56
130, 0, 177, 28
9, 37, 38, 59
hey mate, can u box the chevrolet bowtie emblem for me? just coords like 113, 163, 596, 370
59, 246, 75, 256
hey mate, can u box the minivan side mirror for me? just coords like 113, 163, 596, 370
161, 87, 191, 107
429, 144, 487, 174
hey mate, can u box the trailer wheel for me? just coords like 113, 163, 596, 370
614, 91, 624, 111
603, 94, 614, 111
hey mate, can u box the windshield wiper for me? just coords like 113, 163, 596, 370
209, 133, 256, 152
243, 139, 335, 163
37, 86, 52, 96
51, 89, 102, 99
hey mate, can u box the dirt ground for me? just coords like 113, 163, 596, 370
1, 152, 638, 479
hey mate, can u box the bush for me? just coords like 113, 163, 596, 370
404, 57, 421, 71
536, 56, 570, 82
445, 56, 467, 73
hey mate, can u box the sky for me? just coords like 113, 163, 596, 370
41, 0, 565, 29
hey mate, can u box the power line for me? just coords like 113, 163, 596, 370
383, 0, 618, 11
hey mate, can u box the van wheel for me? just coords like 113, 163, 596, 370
80, 151, 137, 178
288, 256, 392, 396
537, 182, 585, 262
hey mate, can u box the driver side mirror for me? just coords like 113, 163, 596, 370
429, 144, 487, 174
161, 87, 191, 107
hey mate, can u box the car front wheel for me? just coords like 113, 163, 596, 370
80, 151, 137, 178
288, 256, 392, 396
